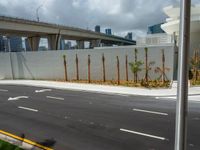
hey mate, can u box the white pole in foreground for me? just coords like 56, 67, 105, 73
175, 0, 191, 150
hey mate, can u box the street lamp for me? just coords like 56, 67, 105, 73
174, 0, 191, 150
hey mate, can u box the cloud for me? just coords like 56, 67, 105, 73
0, 0, 199, 39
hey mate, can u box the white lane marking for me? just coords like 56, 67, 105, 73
18, 106, 38, 112
35, 89, 52, 93
120, 128, 167, 141
115, 93, 129, 97
133, 108, 168, 116
0, 89, 8, 92
46, 96, 64, 101
156, 95, 200, 102
155, 96, 176, 100
8, 96, 29, 101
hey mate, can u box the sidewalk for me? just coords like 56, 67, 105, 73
0, 80, 199, 97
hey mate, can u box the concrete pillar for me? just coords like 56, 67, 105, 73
27, 36, 40, 51
89, 39, 101, 48
76, 40, 84, 49
48, 34, 61, 50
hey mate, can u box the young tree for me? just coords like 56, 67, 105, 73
143, 47, 155, 84
191, 49, 200, 82
129, 61, 143, 83
155, 49, 170, 84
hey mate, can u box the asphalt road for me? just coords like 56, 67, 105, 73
0, 85, 200, 150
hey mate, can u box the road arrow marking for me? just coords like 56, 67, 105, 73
8, 96, 29, 101
35, 89, 52, 93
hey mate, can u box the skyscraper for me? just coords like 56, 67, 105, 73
105, 29, 112, 35
95, 25, 101, 33
125, 32, 133, 40
147, 23, 165, 34
0, 36, 4, 52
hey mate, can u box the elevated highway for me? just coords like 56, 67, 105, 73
0, 16, 136, 50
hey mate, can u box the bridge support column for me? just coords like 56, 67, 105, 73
76, 40, 84, 49
89, 39, 101, 48
48, 34, 61, 50
27, 36, 40, 51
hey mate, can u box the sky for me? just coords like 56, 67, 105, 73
0, 0, 199, 39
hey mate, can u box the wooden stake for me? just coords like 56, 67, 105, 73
102, 53, 106, 82
88, 55, 91, 83
76, 54, 79, 80
63, 55, 68, 81
117, 56, 120, 85
125, 55, 128, 82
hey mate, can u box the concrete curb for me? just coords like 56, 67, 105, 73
0, 80, 199, 97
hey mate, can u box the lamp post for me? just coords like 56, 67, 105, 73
174, 0, 191, 150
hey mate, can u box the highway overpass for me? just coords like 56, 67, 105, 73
0, 16, 136, 50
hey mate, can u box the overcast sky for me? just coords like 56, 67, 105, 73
0, 0, 199, 39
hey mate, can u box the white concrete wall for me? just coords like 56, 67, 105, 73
0, 45, 175, 81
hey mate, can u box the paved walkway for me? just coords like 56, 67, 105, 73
0, 80, 199, 97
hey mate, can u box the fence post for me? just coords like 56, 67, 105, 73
63, 55, 68, 81
102, 53, 106, 82
117, 56, 120, 85
88, 55, 91, 83
76, 54, 79, 80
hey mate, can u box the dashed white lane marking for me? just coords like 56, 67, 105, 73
133, 108, 168, 116
18, 106, 38, 112
0, 89, 8, 92
120, 128, 167, 141
8, 96, 29, 101
46, 96, 64, 101
156, 95, 200, 102
35, 89, 52, 93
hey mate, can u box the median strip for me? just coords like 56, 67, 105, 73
0, 130, 53, 150
133, 108, 168, 116
120, 128, 167, 141
18, 106, 38, 112
46, 96, 64, 101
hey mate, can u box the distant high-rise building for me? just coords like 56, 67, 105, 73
105, 29, 112, 35
2, 36, 23, 52
147, 23, 165, 34
25, 38, 31, 51
10, 36, 22, 52
65, 41, 72, 49
0, 36, 5, 52
95, 25, 101, 33
125, 32, 133, 40
60, 39, 65, 50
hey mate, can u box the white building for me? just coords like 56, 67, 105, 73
161, 4, 200, 57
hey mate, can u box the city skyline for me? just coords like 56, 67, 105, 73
0, 0, 199, 39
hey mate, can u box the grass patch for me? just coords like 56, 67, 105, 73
0, 139, 23, 150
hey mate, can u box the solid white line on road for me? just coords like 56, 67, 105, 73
0, 89, 8, 92
18, 106, 38, 112
46, 96, 64, 101
8, 96, 29, 101
35, 89, 52, 93
120, 128, 167, 141
133, 108, 168, 116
